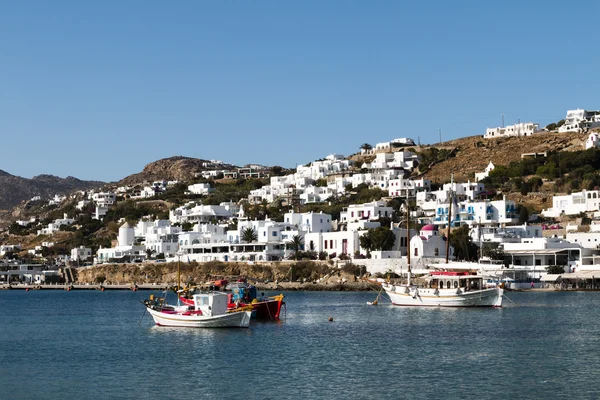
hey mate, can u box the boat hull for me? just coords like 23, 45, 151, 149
146, 307, 252, 328
382, 284, 503, 307
251, 298, 284, 320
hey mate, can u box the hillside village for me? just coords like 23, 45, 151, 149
2, 108, 600, 287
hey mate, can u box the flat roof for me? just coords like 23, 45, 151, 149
504, 248, 578, 255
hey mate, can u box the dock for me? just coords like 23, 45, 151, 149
0, 283, 170, 291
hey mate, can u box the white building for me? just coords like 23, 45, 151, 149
470, 223, 542, 245
187, 183, 214, 196
388, 178, 431, 198
37, 214, 75, 235
475, 161, 495, 182
340, 201, 394, 224
559, 109, 600, 133
542, 190, 600, 218
96, 222, 146, 264
484, 122, 541, 139
92, 192, 117, 219
585, 132, 600, 150
71, 246, 92, 262
179, 223, 228, 246
409, 224, 454, 263
169, 202, 238, 224
135, 220, 181, 256
433, 197, 518, 227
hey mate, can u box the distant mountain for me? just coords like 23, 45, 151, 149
0, 170, 105, 210
118, 156, 222, 185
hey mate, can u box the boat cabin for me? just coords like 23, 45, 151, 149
192, 292, 229, 316
426, 272, 483, 291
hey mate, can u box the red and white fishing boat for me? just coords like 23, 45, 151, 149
144, 291, 251, 328
180, 279, 285, 320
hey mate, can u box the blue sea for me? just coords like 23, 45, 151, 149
1, 290, 599, 399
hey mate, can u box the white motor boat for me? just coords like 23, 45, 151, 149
144, 291, 252, 328
382, 272, 503, 307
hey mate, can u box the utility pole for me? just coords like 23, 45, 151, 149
501, 113, 505, 128
438, 127, 442, 145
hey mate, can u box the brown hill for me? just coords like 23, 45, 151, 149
0, 171, 104, 211
118, 156, 217, 185
419, 132, 589, 183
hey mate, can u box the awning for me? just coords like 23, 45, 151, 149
561, 271, 600, 279
503, 249, 577, 255
540, 274, 562, 282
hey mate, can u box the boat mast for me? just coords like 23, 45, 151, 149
445, 174, 453, 264
406, 191, 411, 285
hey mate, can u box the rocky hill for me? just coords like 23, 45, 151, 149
419, 132, 589, 183
118, 156, 219, 185
0, 171, 105, 211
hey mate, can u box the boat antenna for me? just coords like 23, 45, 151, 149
445, 174, 453, 264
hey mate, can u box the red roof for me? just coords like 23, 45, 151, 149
421, 224, 437, 231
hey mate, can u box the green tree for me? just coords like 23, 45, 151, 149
546, 265, 565, 274
359, 232, 374, 257
241, 227, 258, 243
360, 227, 395, 255
449, 225, 478, 261
518, 206, 529, 224
360, 143, 373, 151
288, 234, 304, 260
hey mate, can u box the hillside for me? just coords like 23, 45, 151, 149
119, 156, 217, 185
0, 171, 105, 211
419, 132, 589, 183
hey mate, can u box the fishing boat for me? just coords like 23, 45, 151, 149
143, 291, 252, 328
179, 279, 285, 321
382, 174, 503, 307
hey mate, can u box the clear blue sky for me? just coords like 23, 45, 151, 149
1, 1, 598, 182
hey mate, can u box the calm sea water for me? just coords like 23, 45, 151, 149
1, 290, 599, 399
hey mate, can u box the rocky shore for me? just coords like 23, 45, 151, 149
73, 261, 380, 292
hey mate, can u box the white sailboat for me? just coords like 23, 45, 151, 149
382, 176, 504, 307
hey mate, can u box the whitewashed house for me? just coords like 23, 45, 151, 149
388, 178, 431, 198
542, 190, 600, 218
92, 192, 117, 219
96, 222, 146, 264
559, 109, 600, 133
475, 161, 495, 182
71, 246, 92, 262
179, 223, 228, 246
340, 201, 394, 223
484, 122, 541, 139
169, 202, 238, 224
37, 214, 75, 235
135, 220, 181, 256
585, 132, 600, 149
187, 183, 214, 196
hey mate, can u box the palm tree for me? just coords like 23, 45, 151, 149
288, 234, 304, 260
145, 248, 156, 260
360, 143, 373, 152
241, 227, 258, 243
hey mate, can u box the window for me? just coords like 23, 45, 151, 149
272, 232, 278, 237
414, 248, 418, 256
434, 248, 439, 256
